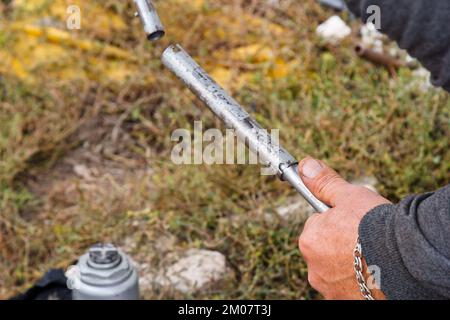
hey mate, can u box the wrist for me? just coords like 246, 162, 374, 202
354, 237, 386, 300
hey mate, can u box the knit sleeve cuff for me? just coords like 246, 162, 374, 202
358, 204, 438, 300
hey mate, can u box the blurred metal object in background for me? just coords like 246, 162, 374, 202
71, 243, 139, 300
319, 0, 348, 11
162, 44, 330, 213
134, 0, 165, 41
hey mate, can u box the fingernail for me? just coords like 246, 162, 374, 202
301, 158, 323, 179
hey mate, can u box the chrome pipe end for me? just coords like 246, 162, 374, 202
134, 0, 165, 41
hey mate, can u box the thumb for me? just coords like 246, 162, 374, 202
298, 157, 353, 207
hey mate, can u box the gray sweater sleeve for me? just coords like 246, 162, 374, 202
344, 0, 450, 299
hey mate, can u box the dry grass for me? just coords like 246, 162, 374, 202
0, 0, 449, 299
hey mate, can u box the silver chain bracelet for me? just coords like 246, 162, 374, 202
353, 237, 375, 300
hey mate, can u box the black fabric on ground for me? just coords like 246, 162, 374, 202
11, 269, 72, 300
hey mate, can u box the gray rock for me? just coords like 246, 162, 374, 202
412, 67, 433, 93
153, 249, 227, 293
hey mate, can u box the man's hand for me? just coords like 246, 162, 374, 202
298, 157, 390, 300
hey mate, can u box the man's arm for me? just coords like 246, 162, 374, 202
346, 0, 450, 92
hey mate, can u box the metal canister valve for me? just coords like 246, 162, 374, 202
71, 243, 140, 300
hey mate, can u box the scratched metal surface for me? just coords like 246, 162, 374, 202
161, 44, 297, 175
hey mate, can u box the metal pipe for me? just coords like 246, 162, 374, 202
162, 44, 330, 213
134, 0, 165, 41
